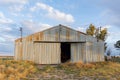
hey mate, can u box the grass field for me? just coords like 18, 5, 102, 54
0, 59, 120, 80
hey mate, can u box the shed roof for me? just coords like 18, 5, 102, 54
15, 24, 87, 42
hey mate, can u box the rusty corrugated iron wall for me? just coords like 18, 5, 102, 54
71, 43, 86, 63
14, 25, 105, 64
33, 43, 60, 64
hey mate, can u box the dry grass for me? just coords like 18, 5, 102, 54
0, 60, 37, 80
0, 60, 120, 80
54, 61, 120, 79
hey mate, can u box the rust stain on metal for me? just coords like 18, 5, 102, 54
33, 33, 39, 41
20, 43, 23, 60
39, 32, 43, 40
15, 38, 22, 42
66, 29, 70, 40
55, 31, 59, 41
15, 25, 105, 64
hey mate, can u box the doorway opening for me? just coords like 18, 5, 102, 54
61, 42, 71, 63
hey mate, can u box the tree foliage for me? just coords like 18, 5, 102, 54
86, 24, 108, 41
86, 24, 96, 36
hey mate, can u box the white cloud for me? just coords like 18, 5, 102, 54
0, 0, 28, 15
0, 0, 28, 5
0, 27, 12, 32
22, 20, 52, 33
0, 12, 13, 24
101, 25, 111, 31
30, 2, 74, 23
9, 5, 24, 12
102, 25, 111, 29
0, 34, 17, 42
0, 12, 5, 18
0, 37, 5, 42
77, 27, 86, 32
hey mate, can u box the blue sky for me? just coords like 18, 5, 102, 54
0, 0, 120, 55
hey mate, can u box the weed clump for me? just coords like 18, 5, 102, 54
0, 60, 37, 80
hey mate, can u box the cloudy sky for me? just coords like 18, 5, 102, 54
0, 0, 120, 55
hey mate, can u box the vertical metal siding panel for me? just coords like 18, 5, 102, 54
85, 43, 87, 63
76, 44, 78, 61
81, 43, 84, 62
77, 44, 80, 62
30, 42, 32, 61
46, 43, 49, 64
71, 43, 86, 63
35, 43, 60, 64
41, 43, 44, 64
18, 43, 20, 60
28, 42, 30, 61
70, 30, 73, 41
46, 43, 48, 64
86, 42, 91, 63
52, 43, 55, 63
14, 41, 17, 60
31, 42, 34, 62
37, 43, 39, 64
75, 31, 78, 41
58, 43, 61, 63
86, 42, 89, 63
93, 42, 95, 62
23, 41, 25, 60
48, 43, 51, 64
79, 44, 81, 61
29, 42, 31, 61
26, 42, 28, 60
26, 42, 29, 60
44, 43, 46, 64
71, 44, 73, 62
28, 42, 31, 61
15, 43, 17, 60
82, 43, 86, 63
34, 43, 37, 64
35, 43, 40, 64
82, 43, 84, 62
25, 42, 27, 60
71, 44, 75, 62
31, 42, 34, 61
31, 42, 33, 61
49, 43, 51, 64
14, 42, 18, 60
74, 44, 77, 62
35, 43, 37, 64
22, 41, 24, 60
52, 43, 55, 64
61, 27, 66, 41
49, 43, 52, 64
53, 43, 55, 63
17, 43, 19, 60
51, 43, 53, 64
98, 41, 104, 61
41, 27, 59, 41
38, 43, 41, 64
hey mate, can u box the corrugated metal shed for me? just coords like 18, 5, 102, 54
15, 24, 105, 64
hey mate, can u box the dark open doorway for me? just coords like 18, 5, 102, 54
61, 43, 71, 63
